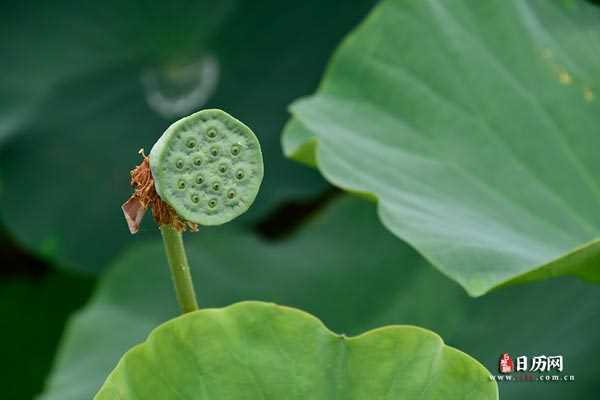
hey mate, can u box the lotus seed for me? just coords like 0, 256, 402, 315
206, 127, 217, 139
149, 109, 263, 225
186, 138, 197, 148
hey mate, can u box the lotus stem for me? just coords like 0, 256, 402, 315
160, 225, 199, 313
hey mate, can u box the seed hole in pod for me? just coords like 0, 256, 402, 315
186, 138, 197, 149
227, 189, 236, 199
195, 174, 204, 184
193, 155, 203, 167
177, 179, 186, 190
175, 159, 185, 169
212, 181, 221, 192
208, 199, 217, 208
230, 144, 241, 156
191, 193, 200, 203
210, 146, 220, 157
235, 169, 245, 180
218, 164, 228, 174
206, 127, 218, 139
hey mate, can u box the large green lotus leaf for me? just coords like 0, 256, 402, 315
0, 0, 375, 273
283, 0, 600, 296
95, 301, 496, 399
0, 268, 93, 399
38, 197, 600, 399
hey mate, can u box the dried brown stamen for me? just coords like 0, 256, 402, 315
121, 150, 198, 234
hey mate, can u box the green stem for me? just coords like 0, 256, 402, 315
160, 225, 199, 314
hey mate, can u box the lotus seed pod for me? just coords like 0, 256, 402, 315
149, 109, 263, 225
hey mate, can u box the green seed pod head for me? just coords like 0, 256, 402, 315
149, 109, 263, 225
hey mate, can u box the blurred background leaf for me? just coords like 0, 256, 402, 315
0, 233, 94, 399
284, 0, 600, 296
38, 197, 600, 400
0, 0, 375, 273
